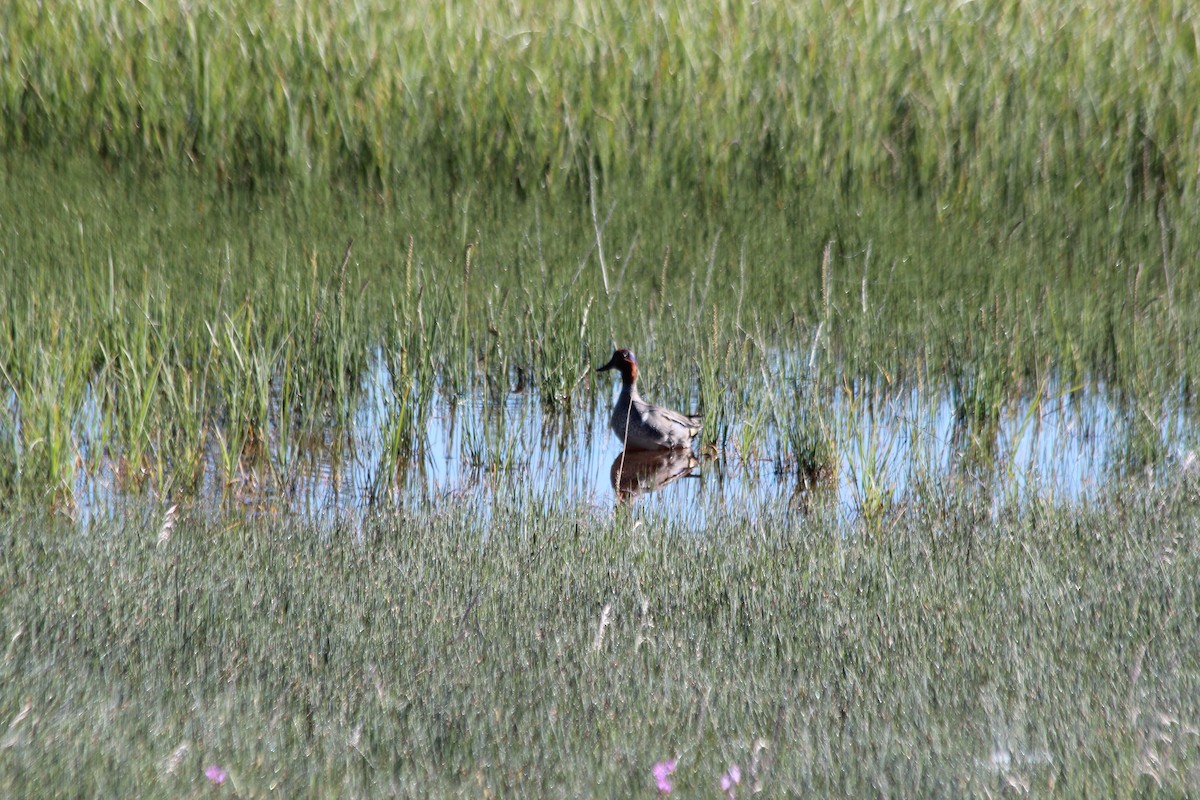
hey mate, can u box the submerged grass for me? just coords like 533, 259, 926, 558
2, 0, 1199, 206
0, 156, 1197, 504
2, 475, 1198, 795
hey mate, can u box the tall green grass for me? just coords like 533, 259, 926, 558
2, 0, 1198, 205
2, 474, 1198, 795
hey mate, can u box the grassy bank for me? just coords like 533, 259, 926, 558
2, 0, 1198, 204
1, 475, 1198, 796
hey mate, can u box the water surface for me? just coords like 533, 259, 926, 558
67, 350, 1197, 531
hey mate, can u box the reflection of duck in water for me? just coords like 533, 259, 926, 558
610, 448, 699, 505
596, 348, 702, 451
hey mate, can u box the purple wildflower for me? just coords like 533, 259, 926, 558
719, 763, 742, 797
652, 759, 677, 794
204, 765, 228, 785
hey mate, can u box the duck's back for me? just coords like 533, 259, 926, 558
610, 392, 701, 451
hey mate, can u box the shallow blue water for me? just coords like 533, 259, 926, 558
65, 350, 1197, 531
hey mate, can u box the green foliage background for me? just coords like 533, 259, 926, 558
3, 0, 1197, 204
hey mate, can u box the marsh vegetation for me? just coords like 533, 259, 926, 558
2, 0, 1199, 795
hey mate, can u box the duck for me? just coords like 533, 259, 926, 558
596, 348, 702, 451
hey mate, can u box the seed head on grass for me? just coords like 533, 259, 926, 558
156, 503, 177, 547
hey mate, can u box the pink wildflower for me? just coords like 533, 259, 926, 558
652, 759, 678, 793
719, 763, 742, 798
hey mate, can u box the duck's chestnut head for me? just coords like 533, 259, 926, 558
596, 348, 638, 381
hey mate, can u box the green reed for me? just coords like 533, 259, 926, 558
372, 297, 436, 496
157, 333, 210, 491
3, 1, 1198, 208
1, 154, 1198, 502
95, 286, 166, 487
0, 300, 93, 506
